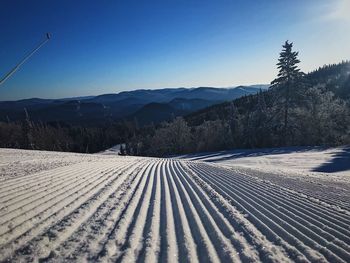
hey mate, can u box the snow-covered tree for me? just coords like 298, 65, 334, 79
271, 41, 303, 144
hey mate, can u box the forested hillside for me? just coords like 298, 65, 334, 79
0, 86, 265, 125
1, 42, 349, 155
0, 118, 136, 153
126, 42, 350, 157
0, 86, 265, 153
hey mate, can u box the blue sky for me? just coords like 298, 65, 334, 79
0, 0, 349, 100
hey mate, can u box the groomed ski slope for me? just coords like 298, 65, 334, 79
0, 149, 350, 262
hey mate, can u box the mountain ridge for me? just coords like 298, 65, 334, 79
0, 85, 269, 125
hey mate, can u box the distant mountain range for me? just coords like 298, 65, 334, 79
0, 85, 269, 126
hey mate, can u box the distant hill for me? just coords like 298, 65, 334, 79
131, 103, 186, 126
306, 62, 350, 99
0, 85, 268, 125
86, 85, 269, 104
130, 98, 219, 125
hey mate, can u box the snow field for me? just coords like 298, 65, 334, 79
0, 149, 350, 262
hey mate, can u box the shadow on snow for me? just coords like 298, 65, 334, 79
313, 147, 350, 173
181, 146, 328, 162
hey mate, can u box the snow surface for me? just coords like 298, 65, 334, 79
1, 147, 350, 262
177, 146, 350, 176
178, 146, 350, 211
99, 144, 125, 155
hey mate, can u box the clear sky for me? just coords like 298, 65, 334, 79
0, 0, 349, 100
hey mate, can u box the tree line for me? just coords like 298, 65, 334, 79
125, 42, 350, 157
0, 111, 137, 153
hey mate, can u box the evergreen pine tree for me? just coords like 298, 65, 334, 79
271, 41, 303, 145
